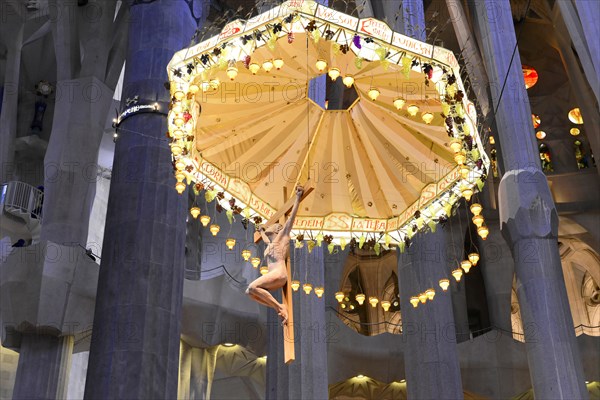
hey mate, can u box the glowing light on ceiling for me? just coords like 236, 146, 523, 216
522, 65, 538, 89
535, 131, 546, 140
568, 108, 584, 124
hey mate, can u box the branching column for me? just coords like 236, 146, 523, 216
0, 21, 23, 182
397, 229, 464, 399
266, 245, 328, 400
84, 1, 198, 398
472, 0, 587, 397
12, 335, 73, 400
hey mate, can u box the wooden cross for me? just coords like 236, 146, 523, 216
254, 180, 314, 364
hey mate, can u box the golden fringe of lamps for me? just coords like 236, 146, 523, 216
334, 291, 397, 312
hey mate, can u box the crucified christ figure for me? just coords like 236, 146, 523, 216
245, 185, 304, 326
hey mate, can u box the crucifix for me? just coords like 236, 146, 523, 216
245, 181, 314, 364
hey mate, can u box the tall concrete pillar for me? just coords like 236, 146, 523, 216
84, 1, 198, 398
397, 229, 464, 399
266, 245, 328, 400
445, 214, 470, 342
0, 20, 23, 182
553, 9, 600, 175
557, 0, 600, 105
472, 1, 587, 397
573, 0, 600, 101
477, 219, 514, 332
178, 341, 218, 400
12, 334, 73, 400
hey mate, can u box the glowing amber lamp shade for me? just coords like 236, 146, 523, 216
355, 293, 366, 305
410, 297, 419, 307
241, 249, 251, 261
303, 283, 313, 295
200, 215, 211, 227
225, 238, 236, 250
291, 280, 300, 291
381, 300, 391, 312
209, 224, 220, 236
190, 207, 201, 219
369, 296, 379, 307
439, 279, 450, 291
468, 252, 480, 266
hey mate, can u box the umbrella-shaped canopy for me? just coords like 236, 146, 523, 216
167, 0, 489, 245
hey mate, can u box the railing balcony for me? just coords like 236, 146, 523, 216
1, 181, 44, 223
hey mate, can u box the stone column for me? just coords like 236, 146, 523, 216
397, 229, 464, 399
557, 0, 599, 105
179, 341, 218, 400
178, 340, 193, 399
0, 21, 23, 182
573, 0, 600, 101
444, 0, 490, 115
477, 219, 514, 332
553, 9, 600, 175
83, 1, 198, 398
266, 245, 328, 400
12, 334, 73, 400
472, 1, 587, 397
445, 215, 470, 342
